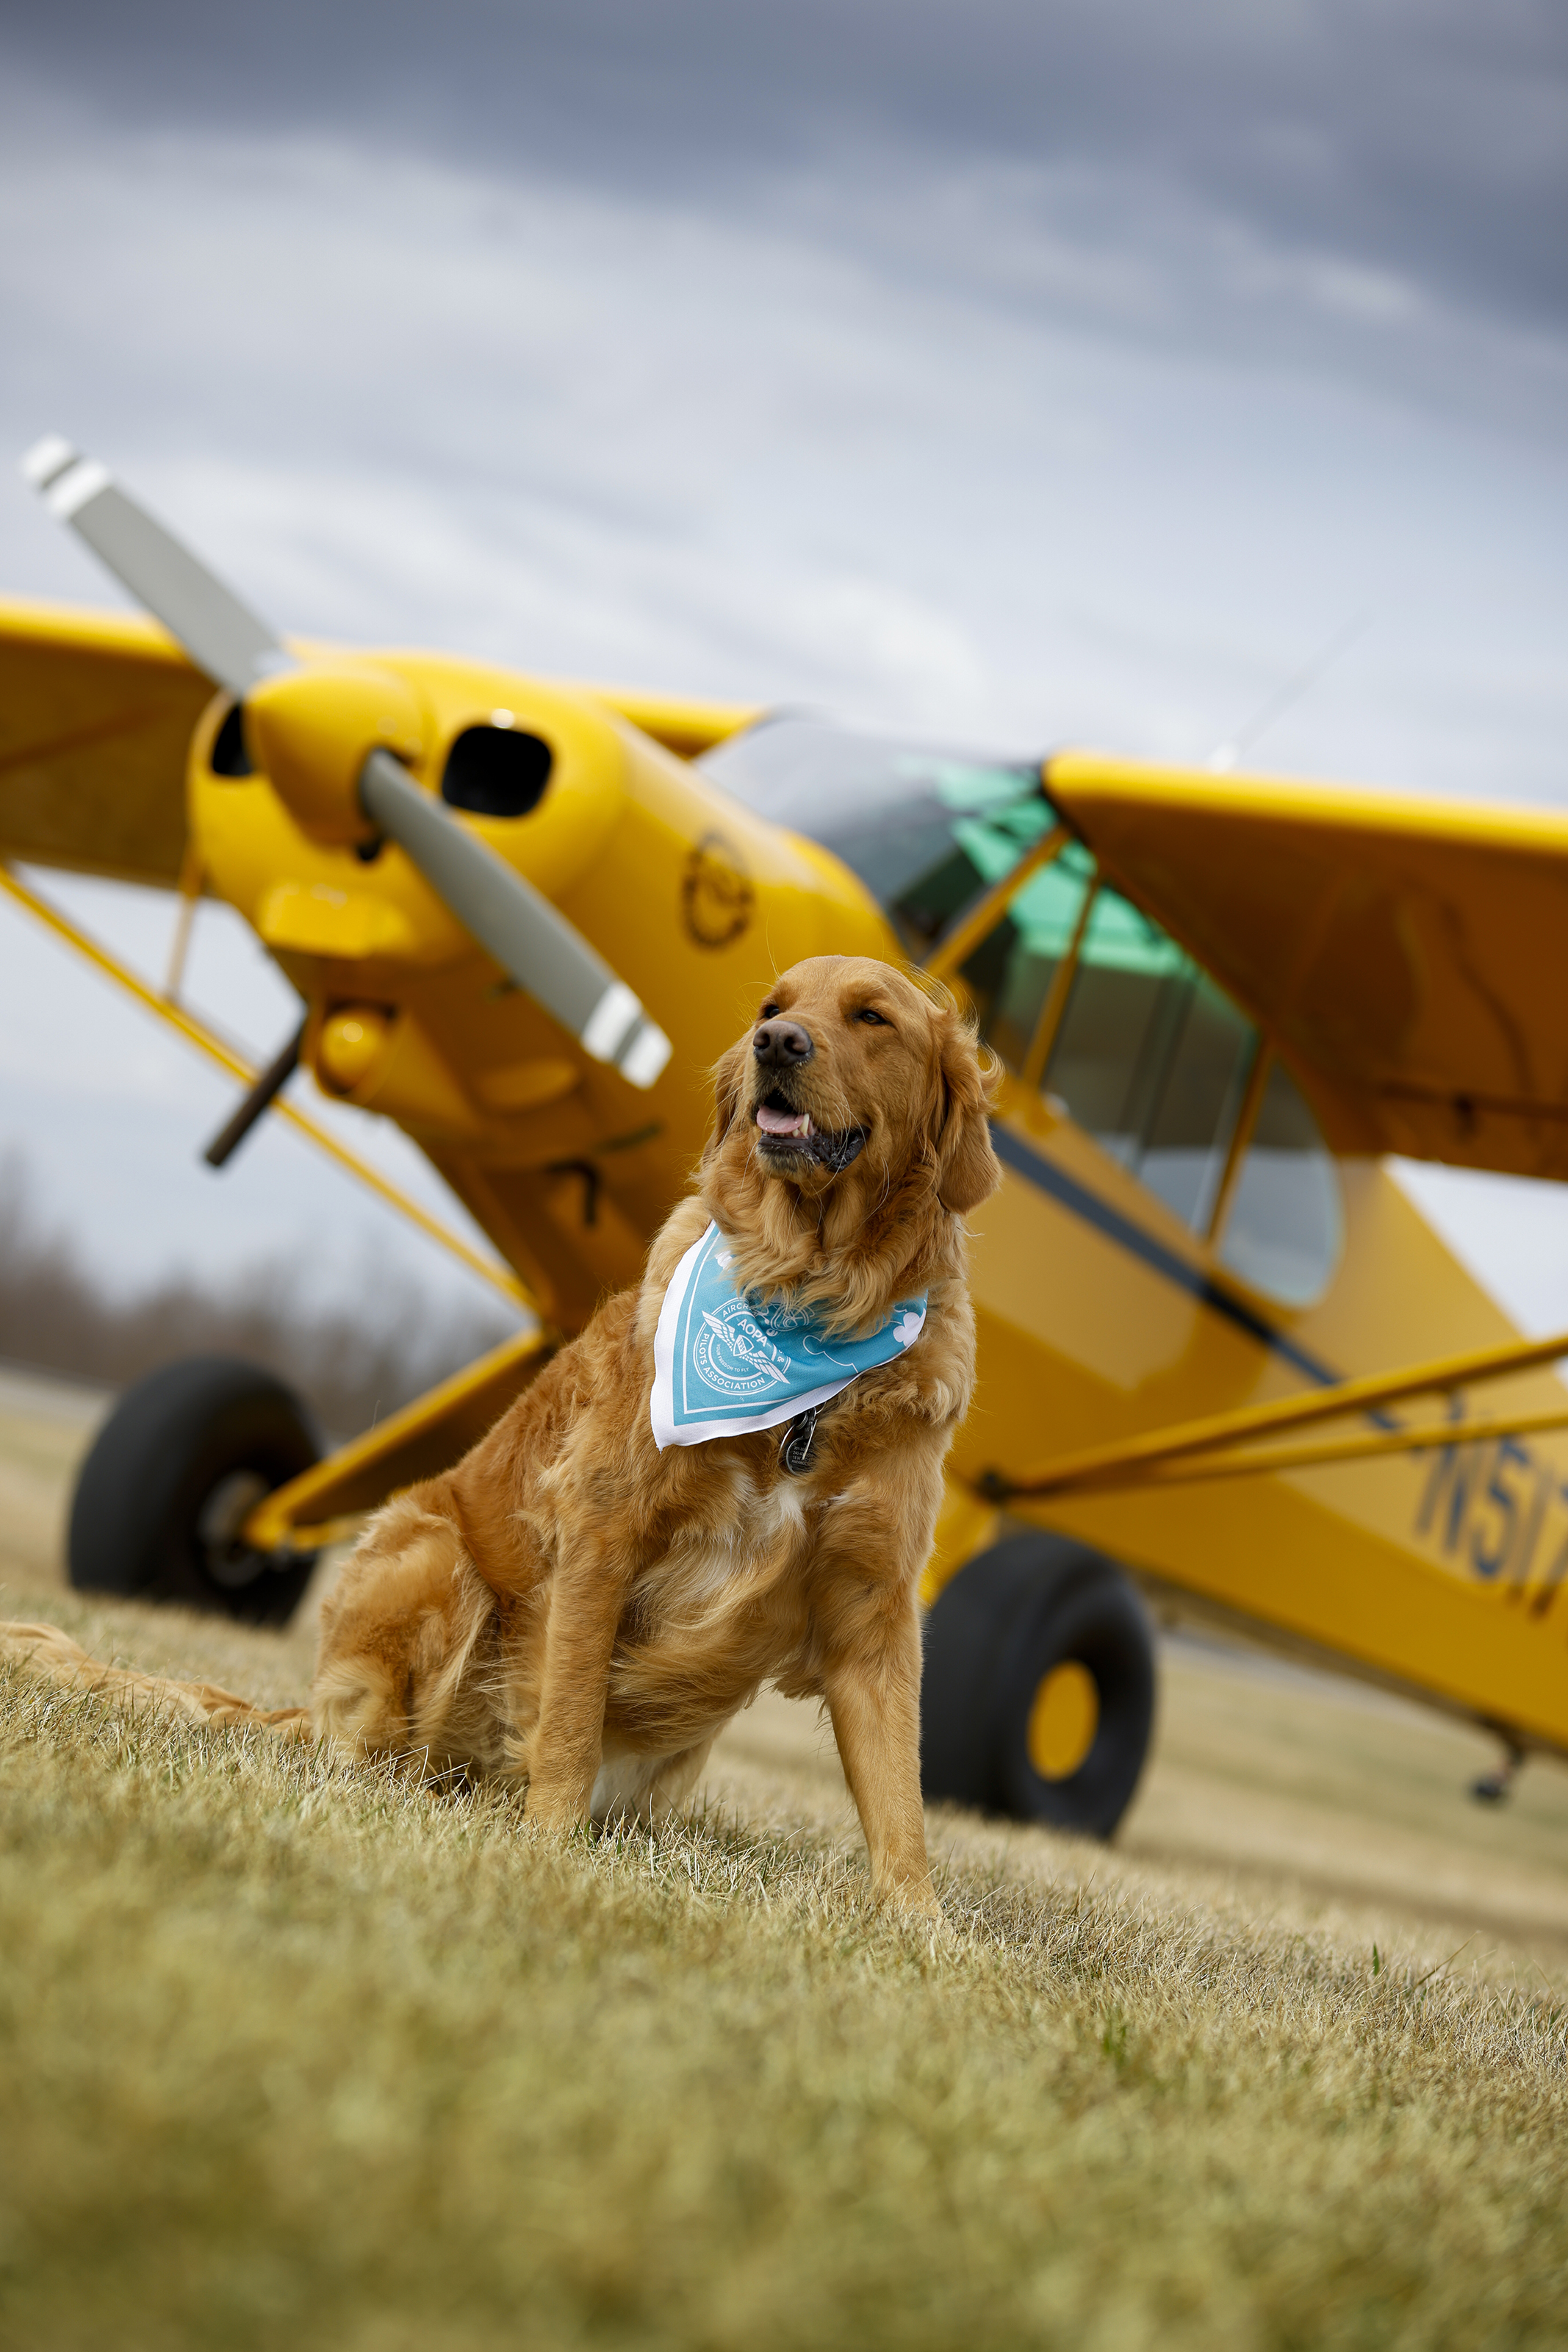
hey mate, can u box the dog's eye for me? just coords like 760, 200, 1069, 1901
855, 1007, 888, 1026
760, 1001, 779, 1019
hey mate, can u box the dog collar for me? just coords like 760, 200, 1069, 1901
650, 1222, 927, 1452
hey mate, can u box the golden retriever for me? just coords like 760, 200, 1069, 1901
8, 956, 999, 1916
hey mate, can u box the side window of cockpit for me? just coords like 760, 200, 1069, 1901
1218, 1059, 1343, 1306
1139, 977, 1257, 1233
1040, 886, 1255, 1233
959, 842, 1094, 1072
956, 856, 1344, 1305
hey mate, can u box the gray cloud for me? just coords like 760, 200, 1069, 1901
6, 0, 1567, 357
1, 60, 1564, 792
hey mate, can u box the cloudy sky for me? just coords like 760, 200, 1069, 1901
2, 1, 1567, 1327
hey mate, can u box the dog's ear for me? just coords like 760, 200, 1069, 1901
934, 1014, 1002, 1214
704, 1038, 748, 1165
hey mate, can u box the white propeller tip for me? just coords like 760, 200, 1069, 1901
582, 981, 643, 1065
580, 982, 670, 1086
619, 1022, 673, 1089
21, 434, 79, 490
46, 458, 111, 519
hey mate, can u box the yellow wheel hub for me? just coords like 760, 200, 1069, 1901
1026, 1660, 1099, 1780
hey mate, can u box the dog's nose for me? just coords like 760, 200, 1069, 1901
753, 1018, 815, 1069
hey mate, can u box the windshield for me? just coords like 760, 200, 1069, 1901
697, 715, 1052, 954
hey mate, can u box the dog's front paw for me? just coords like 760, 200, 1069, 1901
525, 1777, 592, 1838
877, 1872, 946, 1925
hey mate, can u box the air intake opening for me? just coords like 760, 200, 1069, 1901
441, 725, 553, 818
209, 702, 253, 778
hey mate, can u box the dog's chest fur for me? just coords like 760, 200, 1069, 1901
605, 1452, 824, 1725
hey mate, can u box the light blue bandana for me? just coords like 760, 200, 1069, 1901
651, 1222, 927, 1450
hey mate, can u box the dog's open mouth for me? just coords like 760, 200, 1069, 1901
754, 1090, 868, 1172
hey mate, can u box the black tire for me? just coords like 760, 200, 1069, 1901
68, 1356, 322, 1624
921, 1532, 1156, 1838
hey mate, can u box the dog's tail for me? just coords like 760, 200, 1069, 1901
0, 1620, 312, 1739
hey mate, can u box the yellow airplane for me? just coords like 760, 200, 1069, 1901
6, 435, 1568, 1837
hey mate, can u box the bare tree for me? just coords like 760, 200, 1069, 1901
0, 1156, 517, 1438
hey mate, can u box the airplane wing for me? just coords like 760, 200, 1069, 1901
0, 593, 763, 895
0, 597, 212, 886
578, 684, 762, 759
1047, 750, 1568, 1179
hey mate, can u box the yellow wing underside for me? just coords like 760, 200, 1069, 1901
1049, 750, 1568, 1181
0, 597, 211, 886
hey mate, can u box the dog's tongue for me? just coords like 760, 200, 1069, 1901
756, 1103, 813, 1138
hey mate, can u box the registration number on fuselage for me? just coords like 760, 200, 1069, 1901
1414, 1408, 1568, 1616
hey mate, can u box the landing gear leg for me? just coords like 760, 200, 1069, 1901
1470, 1737, 1525, 1805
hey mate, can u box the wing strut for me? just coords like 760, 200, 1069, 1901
981, 1327, 1568, 1500
0, 860, 537, 1316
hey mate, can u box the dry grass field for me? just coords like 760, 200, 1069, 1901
2, 1366, 1567, 2350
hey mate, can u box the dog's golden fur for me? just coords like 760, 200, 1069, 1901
5, 956, 999, 1915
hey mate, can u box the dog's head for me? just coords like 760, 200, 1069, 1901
701, 956, 1001, 1321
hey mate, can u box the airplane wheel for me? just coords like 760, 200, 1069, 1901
921, 1532, 1155, 1837
68, 1357, 321, 1624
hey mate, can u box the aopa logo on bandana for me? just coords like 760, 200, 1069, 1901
651, 1222, 927, 1450
694, 1294, 794, 1399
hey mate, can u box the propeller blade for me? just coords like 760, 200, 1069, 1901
21, 437, 673, 1090
362, 750, 672, 1086
21, 437, 292, 699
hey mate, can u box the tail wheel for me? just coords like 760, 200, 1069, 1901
921, 1532, 1156, 1837
68, 1357, 321, 1625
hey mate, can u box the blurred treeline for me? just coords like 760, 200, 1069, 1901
0, 1158, 516, 1437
